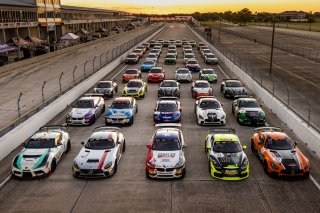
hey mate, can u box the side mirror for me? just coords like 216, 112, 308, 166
183, 144, 188, 148
242, 145, 247, 150
294, 141, 298, 146
180, 108, 182, 112
260, 104, 263, 107
258, 142, 263, 145
146, 144, 152, 149
81, 142, 85, 145
21, 143, 26, 147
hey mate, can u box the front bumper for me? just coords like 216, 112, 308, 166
267, 163, 310, 177
73, 167, 112, 178
198, 116, 225, 125
12, 167, 49, 178
154, 116, 181, 123
66, 117, 92, 125
105, 117, 131, 125
187, 66, 200, 72
148, 76, 164, 83
209, 162, 249, 180
192, 92, 212, 98
165, 60, 176, 65
238, 115, 265, 126
146, 166, 185, 179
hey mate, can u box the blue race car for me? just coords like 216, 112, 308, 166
154, 98, 181, 124
105, 97, 138, 126
141, 60, 157, 72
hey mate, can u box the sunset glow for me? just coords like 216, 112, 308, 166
62, 0, 318, 14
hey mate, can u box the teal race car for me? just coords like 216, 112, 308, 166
199, 69, 217, 83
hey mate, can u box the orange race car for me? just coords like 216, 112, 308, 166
251, 127, 310, 177
122, 69, 142, 83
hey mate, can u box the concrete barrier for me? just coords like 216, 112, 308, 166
188, 25, 320, 158
0, 26, 165, 162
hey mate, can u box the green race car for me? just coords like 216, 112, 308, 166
232, 96, 265, 126
205, 128, 249, 180
164, 53, 177, 65
199, 69, 217, 83
122, 79, 147, 99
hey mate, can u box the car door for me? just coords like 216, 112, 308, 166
132, 99, 137, 115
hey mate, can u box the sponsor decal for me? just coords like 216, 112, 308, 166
158, 153, 176, 158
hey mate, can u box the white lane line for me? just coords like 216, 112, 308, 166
310, 174, 320, 191
111, 65, 128, 80
0, 174, 11, 189
217, 65, 229, 79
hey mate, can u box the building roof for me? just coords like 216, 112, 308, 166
0, 0, 36, 7
61, 5, 127, 14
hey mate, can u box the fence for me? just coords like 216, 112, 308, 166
191, 25, 320, 134
0, 24, 164, 137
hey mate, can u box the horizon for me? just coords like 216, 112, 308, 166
62, 0, 319, 14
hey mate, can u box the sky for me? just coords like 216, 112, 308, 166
62, 0, 319, 14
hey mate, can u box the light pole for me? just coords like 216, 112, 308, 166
218, 19, 222, 45
269, 21, 276, 75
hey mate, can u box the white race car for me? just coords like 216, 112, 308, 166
195, 97, 226, 125
12, 125, 71, 178
72, 127, 125, 178
145, 124, 187, 179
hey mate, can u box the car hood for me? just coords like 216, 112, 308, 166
107, 108, 132, 117
124, 87, 142, 93
193, 88, 211, 93
75, 148, 116, 170
239, 107, 263, 113
69, 108, 93, 118
149, 73, 164, 77
15, 148, 51, 170
199, 108, 224, 117
226, 87, 244, 92
186, 64, 200, 67
93, 88, 111, 93
149, 150, 182, 168
212, 151, 245, 167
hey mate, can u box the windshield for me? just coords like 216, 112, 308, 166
147, 54, 157, 58
150, 69, 162, 73
226, 81, 242, 87
111, 101, 130, 109
127, 81, 142, 87
161, 81, 177, 87
213, 141, 242, 153
177, 69, 190, 74
166, 55, 175, 58
85, 138, 115, 150
96, 82, 111, 88
265, 138, 295, 150
187, 60, 198, 64
195, 82, 210, 88
238, 100, 259, 108
185, 55, 194, 58
74, 100, 94, 108
202, 70, 214, 74
150, 50, 159, 53
203, 49, 211, 53
157, 102, 178, 112
125, 69, 138, 74
128, 54, 137, 58
153, 133, 181, 151
26, 139, 55, 148
144, 61, 154, 65
206, 54, 216, 58
200, 100, 220, 109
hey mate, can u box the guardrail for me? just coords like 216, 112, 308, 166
0, 23, 165, 138
191, 24, 320, 134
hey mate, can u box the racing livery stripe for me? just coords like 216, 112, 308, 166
32, 149, 49, 169
17, 149, 27, 170
98, 151, 109, 170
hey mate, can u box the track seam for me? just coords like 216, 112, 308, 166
70, 180, 88, 213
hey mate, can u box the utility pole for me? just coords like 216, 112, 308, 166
218, 19, 222, 45
269, 21, 276, 75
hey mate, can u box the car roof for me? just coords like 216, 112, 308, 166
79, 97, 97, 101
238, 98, 257, 102
202, 68, 214, 71
213, 134, 239, 142
31, 131, 61, 140
226, 79, 240, 82
90, 131, 117, 141
158, 100, 178, 104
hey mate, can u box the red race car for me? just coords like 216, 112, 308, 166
147, 67, 165, 83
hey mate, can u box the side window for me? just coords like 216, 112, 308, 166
259, 135, 265, 144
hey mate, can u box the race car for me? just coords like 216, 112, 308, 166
125, 53, 139, 64
199, 69, 217, 83
232, 96, 265, 126
190, 40, 197, 48
183, 49, 193, 56
163, 40, 170, 47
145, 53, 158, 63
147, 67, 165, 83
149, 49, 161, 58
168, 45, 176, 51
205, 128, 249, 180
201, 49, 212, 58
186, 59, 201, 72
175, 68, 192, 83
72, 127, 125, 178
221, 79, 247, 99
122, 69, 142, 83
191, 80, 213, 98
122, 79, 147, 99
105, 97, 138, 126
133, 49, 144, 58
175, 40, 182, 47
198, 42, 206, 50
251, 127, 310, 177
154, 98, 182, 123
12, 125, 71, 178
92, 80, 118, 99
66, 94, 105, 125
195, 97, 226, 125
140, 60, 156, 72
164, 53, 177, 65
183, 53, 195, 63
204, 53, 219, 65
146, 124, 187, 179
158, 80, 181, 98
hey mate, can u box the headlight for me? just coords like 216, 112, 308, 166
304, 161, 310, 170
175, 156, 185, 168
221, 115, 225, 119
104, 162, 113, 170
274, 157, 282, 163
173, 112, 180, 120
73, 161, 80, 169
199, 114, 204, 120
270, 162, 279, 169
147, 162, 155, 169
84, 113, 93, 119
209, 155, 221, 169
240, 159, 248, 170
34, 154, 50, 169
139, 88, 144, 94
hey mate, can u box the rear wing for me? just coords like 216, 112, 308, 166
155, 123, 182, 128
208, 128, 236, 134
93, 126, 122, 132
84, 93, 104, 97
39, 125, 68, 131
160, 97, 178, 100
197, 96, 216, 100
222, 78, 239, 81
254, 127, 283, 133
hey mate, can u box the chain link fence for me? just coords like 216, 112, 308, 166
0, 24, 164, 137
191, 25, 320, 134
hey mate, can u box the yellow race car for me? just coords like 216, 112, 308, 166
205, 128, 249, 180
122, 79, 147, 99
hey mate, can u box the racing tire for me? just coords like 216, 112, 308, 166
113, 161, 118, 174
51, 160, 57, 174
91, 116, 96, 125
66, 140, 71, 153
181, 169, 186, 179
122, 141, 126, 153
129, 117, 134, 126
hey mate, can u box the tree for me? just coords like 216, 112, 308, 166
307, 14, 315, 31
237, 8, 253, 26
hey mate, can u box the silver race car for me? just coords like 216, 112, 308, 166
195, 97, 226, 125
72, 127, 125, 178
12, 125, 71, 178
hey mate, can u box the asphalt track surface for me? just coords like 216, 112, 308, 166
1, 23, 320, 213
